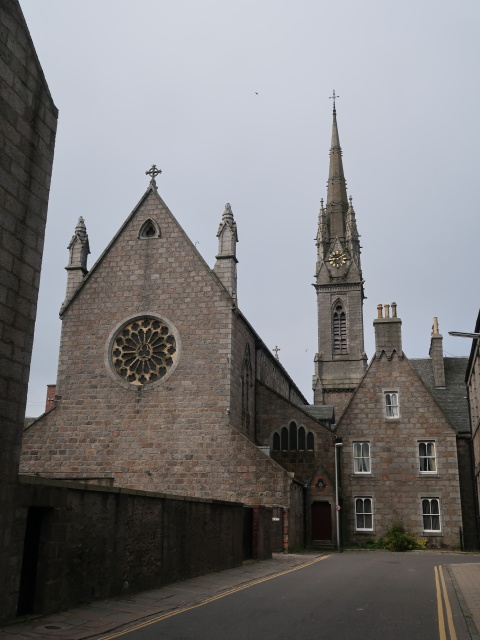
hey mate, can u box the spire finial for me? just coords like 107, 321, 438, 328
329, 89, 339, 114
349, 195, 353, 207
145, 164, 162, 190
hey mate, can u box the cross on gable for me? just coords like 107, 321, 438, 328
145, 164, 162, 189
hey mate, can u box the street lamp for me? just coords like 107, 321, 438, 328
448, 332, 480, 339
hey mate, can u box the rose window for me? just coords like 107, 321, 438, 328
112, 318, 177, 385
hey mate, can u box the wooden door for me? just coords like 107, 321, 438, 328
311, 502, 332, 540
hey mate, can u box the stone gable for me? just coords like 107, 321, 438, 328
337, 351, 463, 547
20, 190, 295, 508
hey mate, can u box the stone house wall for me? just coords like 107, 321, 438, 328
337, 353, 463, 548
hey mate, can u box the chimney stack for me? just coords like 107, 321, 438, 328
429, 317, 446, 388
373, 302, 402, 358
45, 384, 56, 412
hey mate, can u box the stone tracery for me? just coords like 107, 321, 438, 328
112, 317, 176, 385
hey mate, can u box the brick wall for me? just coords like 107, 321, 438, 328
0, 0, 57, 622
15, 476, 243, 618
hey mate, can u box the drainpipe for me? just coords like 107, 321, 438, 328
335, 436, 343, 551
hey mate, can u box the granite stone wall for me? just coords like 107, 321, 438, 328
337, 353, 463, 548
20, 192, 294, 509
0, 0, 57, 622
14, 476, 243, 618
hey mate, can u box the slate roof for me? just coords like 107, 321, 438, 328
409, 357, 470, 434
300, 405, 335, 426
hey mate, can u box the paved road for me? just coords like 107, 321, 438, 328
100, 552, 474, 640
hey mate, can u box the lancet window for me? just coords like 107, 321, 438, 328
333, 304, 347, 354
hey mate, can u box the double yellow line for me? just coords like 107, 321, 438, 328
100, 554, 331, 640
434, 565, 457, 640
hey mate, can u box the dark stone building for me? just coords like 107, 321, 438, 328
0, 0, 58, 622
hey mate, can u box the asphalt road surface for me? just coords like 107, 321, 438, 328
100, 552, 477, 640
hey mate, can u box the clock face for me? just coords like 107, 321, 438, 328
328, 250, 347, 268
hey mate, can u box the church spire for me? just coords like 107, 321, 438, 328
326, 101, 349, 239
312, 99, 367, 410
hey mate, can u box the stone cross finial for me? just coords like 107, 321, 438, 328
329, 89, 339, 112
145, 164, 162, 190
273, 346, 281, 360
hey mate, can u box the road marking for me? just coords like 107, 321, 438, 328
435, 566, 447, 640
99, 554, 331, 640
439, 565, 457, 640
435, 565, 457, 640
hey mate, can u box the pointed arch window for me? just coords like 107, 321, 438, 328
272, 432, 280, 451
298, 427, 306, 450
307, 432, 314, 451
273, 425, 314, 452
333, 304, 347, 354
289, 422, 298, 450
139, 219, 161, 239
241, 345, 253, 433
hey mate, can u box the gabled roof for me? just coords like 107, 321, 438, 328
409, 357, 470, 434
60, 187, 236, 317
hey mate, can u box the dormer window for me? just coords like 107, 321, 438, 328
139, 219, 160, 239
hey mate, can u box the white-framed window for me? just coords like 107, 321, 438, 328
385, 392, 399, 418
419, 441, 437, 473
353, 442, 371, 473
422, 498, 441, 532
355, 497, 373, 531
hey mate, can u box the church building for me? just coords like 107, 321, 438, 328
20, 106, 476, 551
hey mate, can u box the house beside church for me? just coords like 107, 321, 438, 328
336, 306, 475, 548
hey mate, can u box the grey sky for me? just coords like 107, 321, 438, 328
21, 0, 479, 415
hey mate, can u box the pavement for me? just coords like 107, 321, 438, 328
2, 552, 480, 640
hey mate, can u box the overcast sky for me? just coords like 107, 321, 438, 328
21, 0, 479, 415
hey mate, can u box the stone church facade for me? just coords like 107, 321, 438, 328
20, 172, 337, 551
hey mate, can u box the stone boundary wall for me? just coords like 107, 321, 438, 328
15, 476, 244, 618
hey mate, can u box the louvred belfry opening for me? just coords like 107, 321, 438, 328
333, 305, 347, 354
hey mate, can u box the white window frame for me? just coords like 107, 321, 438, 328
353, 442, 371, 474
422, 498, 441, 533
355, 497, 373, 531
418, 441, 437, 474
384, 392, 399, 418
